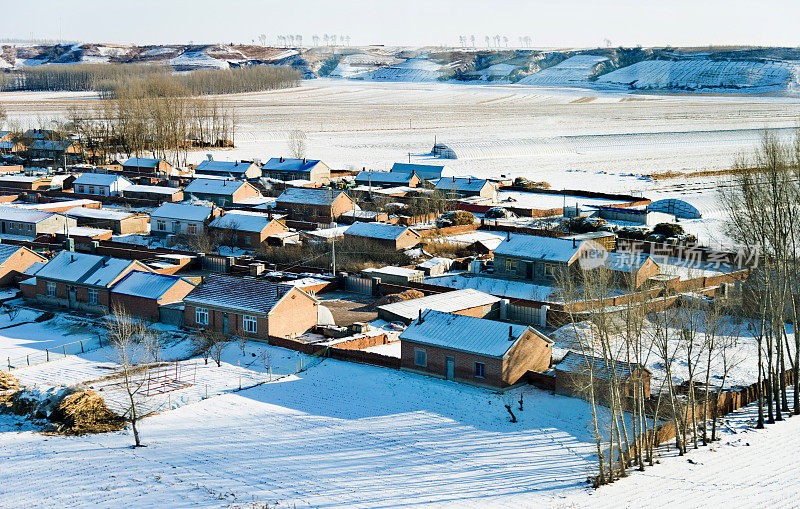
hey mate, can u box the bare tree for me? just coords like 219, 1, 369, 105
107, 305, 159, 448
209, 332, 229, 367
288, 129, 308, 159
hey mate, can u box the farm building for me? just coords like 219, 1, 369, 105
435, 177, 497, 201
149, 203, 216, 236
553, 351, 651, 402
344, 222, 421, 250
390, 162, 455, 181
208, 211, 288, 248
262, 157, 331, 185
647, 198, 704, 220
65, 207, 149, 235
109, 271, 196, 322
377, 288, 502, 324
26, 140, 82, 163
399, 310, 553, 389
184, 178, 261, 206
362, 266, 424, 285
0, 206, 76, 238
122, 184, 184, 203
0, 141, 26, 155
338, 209, 390, 224
0, 244, 46, 287
278, 277, 335, 297
72, 173, 133, 196
194, 159, 261, 179
354, 170, 420, 188
22, 251, 153, 314
0, 174, 51, 191
275, 188, 355, 222
603, 252, 661, 288
183, 274, 320, 341
493, 234, 598, 282
596, 206, 674, 226
0, 164, 23, 174
121, 157, 174, 175
416, 257, 453, 276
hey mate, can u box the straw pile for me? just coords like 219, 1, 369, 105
369, 289, 424, 309
49, 390, 126, 435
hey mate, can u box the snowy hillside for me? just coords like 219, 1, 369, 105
516, 55, 609, 86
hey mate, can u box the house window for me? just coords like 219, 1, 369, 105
77, 185, 84, 193
187, 223, 197, 235
244, 235, 251, 246
156, 220, 166, 231
46, 281, 57, 297
505, 258, 511, 271
243, 315, 258, 334
544, 264, 557, 278
475, 362, 485, 378
414, 347, 427, 367
87, 289, 98, 305
89, 186, 95, 194
196, 307, 209, 325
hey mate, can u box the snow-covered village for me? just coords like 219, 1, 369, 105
1, 2, 800, 508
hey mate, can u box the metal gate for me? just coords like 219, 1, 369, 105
202, 254, 233, 273
507, 303, 543, 326
345, 275, 372, 295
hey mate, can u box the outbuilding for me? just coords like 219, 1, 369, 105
65, 207, 149, 235
184, 178, 261, 206
109, 271, 197, 322
400, 310, 553, 388
208, 211, 288, 249
344, 222, 421, 250
73, 173, 133, 197
0, 244, 47, 287
378, 288, 502, 324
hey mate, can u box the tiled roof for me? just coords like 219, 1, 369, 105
35, 251, 144, 287
183, 274, 308, 315
262, 158, 323, 173
354, 170, 416, 185
555, 351, 647, 381
123, 184, 179, 195
276, 188, 345, 206
399, 309, 539, 357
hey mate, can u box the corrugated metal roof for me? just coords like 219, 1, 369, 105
184, 274, 308, 315
262, 157, 323, 173
390, 163, 453, 180
150, 203, 213, 222
378, 289, 500, 321
493, 234, 584, 263
276, 188, 345, 206
0, 244, 24, 264
555, 351, 647, 381
185, 178, 249, 196
29, 140, 74, 151
209, 210, 275, 232
73, 173, 131, 187
124, 184, 178, 195
0, 206, 55, 223
345, 222, 416, 240
66, 207, 134, 221
354, 170, 415, 185
123, 157, 162, 168
434, 177, 492, 193
35, 251, 144, 287
195, 160, 256, 176
399, 309, 533, 357
111, 271, 193, 300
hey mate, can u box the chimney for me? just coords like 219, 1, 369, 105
572, 238, 577, 248
506, 230, 510, 241
302, 158, 306, 164
418, 309, 424, 324
508, 325, 514, 341
279, 156, 284, 163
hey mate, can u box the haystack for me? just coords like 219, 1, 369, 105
0, 371, 19, 391
369, 289, 424, 310
50, 390, 126, 435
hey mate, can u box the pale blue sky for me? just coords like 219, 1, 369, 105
2, 0, 797, 48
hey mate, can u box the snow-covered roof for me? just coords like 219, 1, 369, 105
150, 202, 213, 222
603, 252, 657, 273
493, 235, 585, 263
0, 206, 55, 223
434, 177, 492, 193
390, 162, 454, 180
209, 210, 276, 232
64, 226, 112, 237
417, 257, 453, 270
363, 266, 423, 278
378, 288, 500, 322
124, 184, 179, 195
400, 309, 537, 357
340, 210, 385, 219
111, 271, 194, 300
0, 174, 47, 183
65, 207, 134, 221
424, 273, 560, 301
195, 160, 257, 176
185, 178, 249, 196
555, 351, 648, 380
35, 251, 144, 287
184, 274, 309, 315
73, 173, 131, 187
28, 140, 74, 151
276, 187, 346, 206
262, 158, 325, 173
345, 222, 417, 240
305, 226, 348, 239
279, 277, 328, 288
122, 157, 163, 168
354, 170, 416, 185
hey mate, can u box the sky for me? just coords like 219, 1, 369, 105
1, 0, 798, 48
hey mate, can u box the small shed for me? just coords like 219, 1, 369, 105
553, 351, 651, 402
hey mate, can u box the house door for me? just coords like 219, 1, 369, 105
172, 221, 180, 234
445, 357, 455, 381
525, 262, 533, 280
222, 313, 229, 335
67, 286, 77, 309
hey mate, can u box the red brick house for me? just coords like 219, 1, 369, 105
0, 244, 46, 287
344, 222, 422, 250
109, 271, 196, 322
275, 188, 355, 222
22, 251, 153, 313
399, 310, 553, 389
208, 211, 288, 249
183, 274, 319, 341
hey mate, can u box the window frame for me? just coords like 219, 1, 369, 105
474, 362, 485, 379
242, 315, 258, 334
195, 307, 209, 325
87, 288, 98, 305
414, 347, 427, 367
543, 264, 558, 278
46, 281, 57, 297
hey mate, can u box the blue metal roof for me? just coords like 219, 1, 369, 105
262, 157, 323, 173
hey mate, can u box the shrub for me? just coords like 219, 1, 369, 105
652, 222, 684, 237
